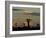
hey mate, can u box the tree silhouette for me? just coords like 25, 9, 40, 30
26, 19, 32, 28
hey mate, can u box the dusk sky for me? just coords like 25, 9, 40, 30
12, 7, 40, 27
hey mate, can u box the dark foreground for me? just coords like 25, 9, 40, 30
12, 25, 40, 31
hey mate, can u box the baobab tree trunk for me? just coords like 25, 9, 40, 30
26, 19, 31, 28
